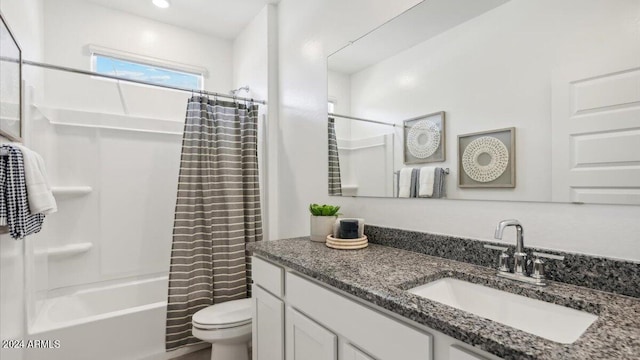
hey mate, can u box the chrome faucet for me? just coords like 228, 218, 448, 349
485, 219, 564, 286
494, 219, 527, 276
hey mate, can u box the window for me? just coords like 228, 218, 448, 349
92, 54, 204, 90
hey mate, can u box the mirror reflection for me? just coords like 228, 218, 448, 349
327, 0, 640, 205
0, 13, 22, 141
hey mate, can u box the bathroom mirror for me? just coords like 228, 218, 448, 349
0, 12, 22, 141
327, 0, 640, 205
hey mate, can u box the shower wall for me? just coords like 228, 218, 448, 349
29, 0, 235, 300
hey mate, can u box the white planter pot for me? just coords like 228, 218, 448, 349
310, 215, 337, 242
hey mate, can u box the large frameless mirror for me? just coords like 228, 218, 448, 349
327, 0, 640, 205
0, 11, 22, 141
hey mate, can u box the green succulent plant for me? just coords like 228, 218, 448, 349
309, 203, 341, 216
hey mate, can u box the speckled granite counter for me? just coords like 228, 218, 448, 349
250, 238, 640, 360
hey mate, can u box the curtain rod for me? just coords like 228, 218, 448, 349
329, 112, 397, 127
17, 59, 267, 105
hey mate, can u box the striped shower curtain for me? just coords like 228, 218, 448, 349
328, 118, 342, 196
166, 96, 262, 350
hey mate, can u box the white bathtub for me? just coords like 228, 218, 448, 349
25, 276, 207, 360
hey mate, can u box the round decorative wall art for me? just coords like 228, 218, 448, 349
406, 119, 440, 159
461, 136, 509, 183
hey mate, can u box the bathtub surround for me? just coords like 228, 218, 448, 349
365, 225, 640, 298
18, 2, 240, 358
251, 239, 640, 359
24, 276, 171, 360
166, 96, 263, 350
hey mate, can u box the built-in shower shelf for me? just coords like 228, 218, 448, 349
341, 184, 359, 196
51, 186, 93, 198
47, 243, 93, 260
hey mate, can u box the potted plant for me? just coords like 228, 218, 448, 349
309, 203, 340, 242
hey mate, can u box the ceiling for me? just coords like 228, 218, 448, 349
85, 0, 275, 39
328, 0, 510, 74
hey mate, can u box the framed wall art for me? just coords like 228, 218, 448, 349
403, 111, 445, 164
458, 127, 515, 188
0, 11, 23, 141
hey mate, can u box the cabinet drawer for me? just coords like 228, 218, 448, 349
286, 272, 432, 360
252, 256, 284, 297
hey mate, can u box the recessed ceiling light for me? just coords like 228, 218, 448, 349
152, 0, 170, 9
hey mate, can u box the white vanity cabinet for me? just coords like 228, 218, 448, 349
251, 255, 499, 360
285, 272, 433, 360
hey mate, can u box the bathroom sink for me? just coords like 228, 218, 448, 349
408, 278, 598, 344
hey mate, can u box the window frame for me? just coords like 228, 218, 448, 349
88, 45, 207, 90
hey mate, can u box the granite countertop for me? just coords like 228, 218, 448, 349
250, 238, 640, 360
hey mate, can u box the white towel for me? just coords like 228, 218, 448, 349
419, 167, 436, 197
12, 144, 58, 215
398, 168, 413, 198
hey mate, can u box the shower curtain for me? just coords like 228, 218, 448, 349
328, 117, 342, 196
166, 96, 262, 350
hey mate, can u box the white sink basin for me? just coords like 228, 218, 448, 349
408, 278, 598, 344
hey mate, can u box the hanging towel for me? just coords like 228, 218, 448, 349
432, 168, 447, 199
418, 167, 436, 197
11, 144, 57, 215
0, 145, 45, 239
411, 168, 420, 198
398, 168, 413, 198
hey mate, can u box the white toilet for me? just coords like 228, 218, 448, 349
192, 298, 253, 360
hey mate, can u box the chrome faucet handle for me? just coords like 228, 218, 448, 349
530, 252, 565, 282
483, 244, 508, 252
484, 244, 511, 273
532, 252, 565, 261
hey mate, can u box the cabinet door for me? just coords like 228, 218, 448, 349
343, 343, 375, 360
253, 285, 284, 360
286, 307, 337, 360
449, 345, 488, 360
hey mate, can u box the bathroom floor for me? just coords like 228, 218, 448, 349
171, 346, 253, 360
171, 347, 211, 360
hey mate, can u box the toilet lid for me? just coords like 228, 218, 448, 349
192, 298, 252, 329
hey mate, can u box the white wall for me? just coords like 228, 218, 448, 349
275, 0, 422, 239
231, 4, 281, 240
41, 0, 233, 120
233, 7, 269, 103
0, 1, 44, 359
274, 0, 640, 261
347, 0, 639, 202
233, 6, 272, 239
